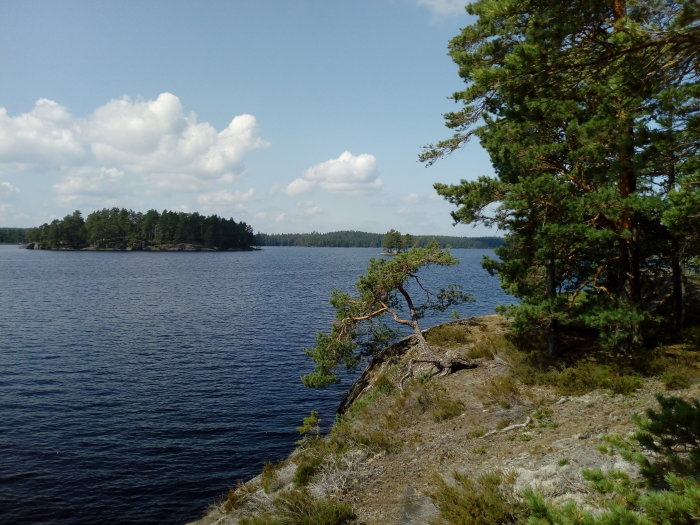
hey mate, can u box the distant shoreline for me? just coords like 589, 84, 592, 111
20, 242, 258, 252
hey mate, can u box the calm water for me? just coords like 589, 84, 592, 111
0, 245, 512, 524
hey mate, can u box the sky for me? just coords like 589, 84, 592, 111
0, 0, 496, 236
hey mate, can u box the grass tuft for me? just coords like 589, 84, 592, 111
427, 323, 471, 347
483, 375, 521, 408
239, 488, 356, 524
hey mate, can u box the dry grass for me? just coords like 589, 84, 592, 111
222, 479, 267, 514
427, 323, 472, 348
482, 375, 521, 408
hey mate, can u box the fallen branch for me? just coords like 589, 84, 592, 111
481, 416, 533, 439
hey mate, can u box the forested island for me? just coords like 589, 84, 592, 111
21, 208, 255, 251
255, 231, 502, 249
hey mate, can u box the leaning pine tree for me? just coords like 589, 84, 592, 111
302, 242, 474, 389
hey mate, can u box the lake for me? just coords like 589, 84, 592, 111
0, 245, 513, 524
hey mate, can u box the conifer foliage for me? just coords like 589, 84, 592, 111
424, 0, 699, 353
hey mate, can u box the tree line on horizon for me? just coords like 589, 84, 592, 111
0, 228, 28, 244
254, 230, 503, 249
24, 208, 255, 250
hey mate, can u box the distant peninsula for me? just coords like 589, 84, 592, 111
255, 231, 503, 249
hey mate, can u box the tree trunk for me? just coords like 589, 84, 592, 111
668, 159, 684, 332
671, 241, 684, 332
616, 119, 643, 353
613, 0, 643, 353
546, 256, 560, 356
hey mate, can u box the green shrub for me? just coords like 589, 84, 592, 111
294, 459, 322, 487
582, 468, 639, 506
551, 361, 612, 395
639, 474, 700, 524
406, 380, 466, 422
609, 374, 643, 395
342, 426, 400, 452
373, 371, 397, 395
332, 397, 401, 453
522, 488, 648, 524
632, 395, 700, 483
661, 367, 696, 390
429, 471, 523, 525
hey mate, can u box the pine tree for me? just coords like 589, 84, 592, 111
424, 0, 699, 353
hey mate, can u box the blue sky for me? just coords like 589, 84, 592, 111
0, 0, 495, 236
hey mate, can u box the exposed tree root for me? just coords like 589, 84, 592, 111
399, 354, 477, 390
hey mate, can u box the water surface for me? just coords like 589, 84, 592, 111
0, 246, 512, 524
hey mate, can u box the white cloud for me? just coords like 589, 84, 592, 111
275, 213, 286, 223
0, 93, 269, 207
285, 177, 314, 196
305, 206, 323, 216
197, 188, 256, 206
0, 99, 84, 168
286, 151, 382, 195
416, 0, 466, 16
54, 167, 124, 196
0, 181, 20, 194
404, 193, 420, 203
86, 93, 268, 187
297, 200, 323, 216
